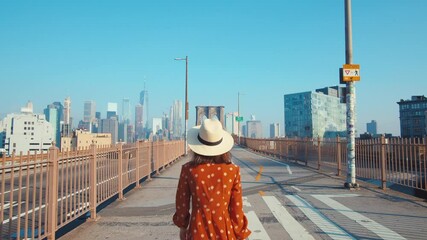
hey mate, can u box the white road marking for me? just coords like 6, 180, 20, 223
291, 186, 301, 192
243, 197, 252, 207
246, 210, 271, 240
242, 148, 292, 174
312, 194, 406, 240
4, 186, 27, 194
286, 195, 355, 240
263, 196, 314, 240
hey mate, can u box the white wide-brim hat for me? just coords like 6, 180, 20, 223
187, 118, 234, 156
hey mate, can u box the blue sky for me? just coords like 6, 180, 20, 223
0, 0, 426, 136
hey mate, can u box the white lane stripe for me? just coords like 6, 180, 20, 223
263, 196, 314, 240
242, 148, 292, 174
246, 210, 271, 240
4, 186, 27, 195
291, 186, 301, 192
286, 195, 355, 240
242, 197, 252, 207
312, 195, 406, 240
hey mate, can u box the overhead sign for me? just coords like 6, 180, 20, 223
342, 64, 360, 82
235, 116, 243, 122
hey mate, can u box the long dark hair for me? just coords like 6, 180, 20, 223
190, 152, 232, 166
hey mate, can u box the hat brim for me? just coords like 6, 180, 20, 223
187, 126, 234, 156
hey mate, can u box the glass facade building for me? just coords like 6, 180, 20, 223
284, 87, 346, 138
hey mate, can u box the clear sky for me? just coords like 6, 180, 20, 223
1, 0, 426, 136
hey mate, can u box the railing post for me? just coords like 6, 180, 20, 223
317, 137, 321, 170
89, 143, 98, 221
337, 136, 342, 176
118, 143, 125, 200
47, 145, 59, 240
135, 141, 141, 188
380, 135, 387, 190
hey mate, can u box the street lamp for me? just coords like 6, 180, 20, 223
175, 56, 189, 155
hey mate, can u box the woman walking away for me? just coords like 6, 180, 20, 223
173, 117, 251, 240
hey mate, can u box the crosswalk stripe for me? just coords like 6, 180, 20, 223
286, 195, 356, 240
246, 210, 271, 240
262, 196, 314, 240
312, 194, 406, 240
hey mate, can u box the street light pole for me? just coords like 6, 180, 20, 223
344, 0, 358, 189
175, 56, 189, 155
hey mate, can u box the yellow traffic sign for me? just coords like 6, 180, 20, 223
342, 64, 360, 82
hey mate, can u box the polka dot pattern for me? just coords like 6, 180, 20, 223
173, 162, 251, 240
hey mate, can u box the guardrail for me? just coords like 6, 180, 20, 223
238, 136, 426, 192
0, 139, 184, 240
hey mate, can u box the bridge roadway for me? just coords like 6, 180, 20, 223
61, 146, 427, 240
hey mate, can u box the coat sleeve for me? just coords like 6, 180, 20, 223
173, 165, 191, 229
229, 166, 251, 239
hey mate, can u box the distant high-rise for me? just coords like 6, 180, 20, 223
270, 123, 280, 138
247, 120, 262, 138
225, 112, 238, 135
135, 104, 144, 139
171, 100, 183, 138
284, 86, 346, 138
122, 98, 131, 124
100, 117, 118, 144
397, 95, 427, 138
83, 101, 96, 123
44, 103, 63, 147
152, 118, 163, 135
366, 120, 377, 135
107, 102, 118, 119
62, 97, 72, 137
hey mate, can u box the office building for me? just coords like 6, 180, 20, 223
195, 106, 225, 127
0, 101, 55, 155
61, 130, 111, 151
100, 117, 118, 144
135, 104, 144, 139
152, 118, 163, 135
225, 112, 238, 135
397, 95, 427, 138
171, 100, 182, 139
366, 120, 377, 135
62, 97, 72, 137
83, 100, 96, 123
122, 98, 131, 124
118, 122, 128, 142
247, 117, 263, 138
44, 103, 63, 147
270, 123, 280, 138
107, 102, 118, 119
284, 86, 346, 138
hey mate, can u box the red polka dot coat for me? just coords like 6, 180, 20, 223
173, 162, 251, 240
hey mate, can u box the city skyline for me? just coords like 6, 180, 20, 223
1, 1, 427, 136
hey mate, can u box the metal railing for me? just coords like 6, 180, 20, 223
238, 136, 426, 192
0, 140, 184, 240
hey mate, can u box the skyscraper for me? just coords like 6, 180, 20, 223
225, 112, 238, 135
83, 101, 96, 123
44, 103, 62, 147
195, 106, 225, 127
284, 86, 346, 138
107, 102, 118, 119
122, 98, 131, 124
135, 104, 144, 139
270, 123, 280, 138
366, 120, 377, 135
171, 100, 182, 139
100, 117, 118, 144
62, 97, 72, 137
